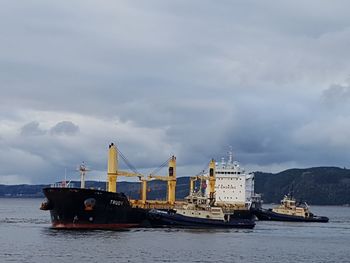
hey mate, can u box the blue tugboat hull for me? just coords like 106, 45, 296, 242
252, 208, 329, 223
148, 210, 255, 229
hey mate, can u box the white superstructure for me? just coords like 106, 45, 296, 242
205, 150, 255, 208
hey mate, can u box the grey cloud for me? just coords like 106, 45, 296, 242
321, 82, 350, 108
1, 1, 350, 183
50, 121, 79, 135
20, 121, 46, 136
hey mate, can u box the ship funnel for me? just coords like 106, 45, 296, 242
78, 162, 89, 189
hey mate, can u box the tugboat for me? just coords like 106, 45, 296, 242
148, 158, 255, 229
148, 190, 255, 228
253, 194, 329, 223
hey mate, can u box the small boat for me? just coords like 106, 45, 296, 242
252, 194, 329, 223
148, 192, 255, 229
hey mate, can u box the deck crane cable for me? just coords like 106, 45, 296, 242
149, 156, 172, 176
190, 161, 212, 191
194, 162, 210, 177
116, 148, 141, 175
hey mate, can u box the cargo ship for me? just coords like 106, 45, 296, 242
41, 143, 256, 229
40, 143, 178, 229
252, 194, 329, 223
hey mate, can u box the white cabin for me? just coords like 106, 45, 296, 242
205, 150, 255, 207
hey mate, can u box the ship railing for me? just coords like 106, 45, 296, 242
50, 181, 75, 188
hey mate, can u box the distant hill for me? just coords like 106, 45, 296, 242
1, 167, 350, 205
0, 177, 191, 200
0, 184, 48, 198
255, 167, 350, 205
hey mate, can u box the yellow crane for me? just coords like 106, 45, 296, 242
148, 155, 177, 205
189, 159, 216, 203
107, 143, 144, 193
106, 143, 216, 208
107, 143, 177, 208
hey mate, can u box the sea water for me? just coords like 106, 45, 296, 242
0, 198, 349, 263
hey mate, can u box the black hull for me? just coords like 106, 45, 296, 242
42, 187, 258, 229
148, 210, 255, 229
42, 187, 149, 229
252, 208, 329, 223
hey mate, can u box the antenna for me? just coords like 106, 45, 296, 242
228, 146, 233, 164
221, 157, 225, 168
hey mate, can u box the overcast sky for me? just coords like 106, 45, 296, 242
1, 0, 350, 184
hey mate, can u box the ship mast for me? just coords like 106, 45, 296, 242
148, 156, 177, 205
189, 159, 216, 204
228, 146, 233, 164
208, 159, 216, 204
78, 162, 89, 189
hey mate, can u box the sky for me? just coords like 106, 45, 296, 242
1, 0, 350, 184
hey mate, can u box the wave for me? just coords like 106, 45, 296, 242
0, 217, 50, 224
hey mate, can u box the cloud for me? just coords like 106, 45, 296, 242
1, 1, 350, 183
20, 121, 46, 136
321, 81, 350, 108
50, 121, 79, 135
0, 110, 177, 184
293, 115, 350, 149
